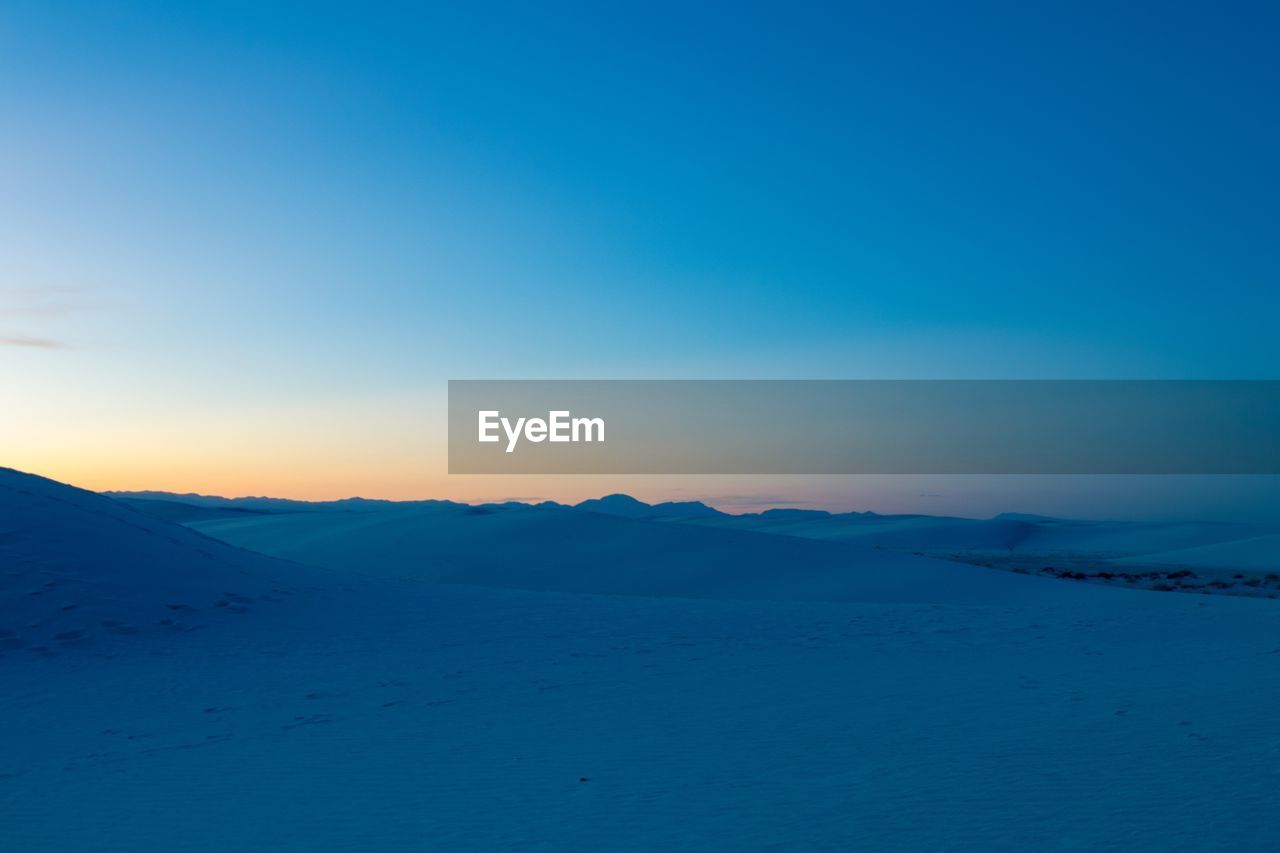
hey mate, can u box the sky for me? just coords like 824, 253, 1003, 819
2, 2, 1278, 519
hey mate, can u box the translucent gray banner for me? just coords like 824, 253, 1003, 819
447, 380, 1280, 474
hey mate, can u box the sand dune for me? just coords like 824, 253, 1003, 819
113, 497, 277, 524
714, 510, 1269, 554
8, 572, 1278, 852
702, 511, 1040, 551
119, 489, 1280, 572
0, 468, 331, 656
185, 502, 1103, 605
7, 470, 1280, 850
1112, 533, 1280, 573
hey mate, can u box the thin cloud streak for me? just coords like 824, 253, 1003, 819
1, 335, 70, 349
0, 285, 113, 318
705, 495, 817, 507
0, 286, 104, 348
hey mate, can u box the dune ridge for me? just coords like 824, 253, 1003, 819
4, 467, 1280, 850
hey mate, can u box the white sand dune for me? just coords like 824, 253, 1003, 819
186, 504, 1104, 605
702, 512, 1041, 550
0, 468, 338, 656
121, 489, 1280, 571
6, 468, 1280, 851
1007, 519, 1278, 558
112, 496, 279, 523
700, 510, 1279, 564
1112, 533, 1280, 573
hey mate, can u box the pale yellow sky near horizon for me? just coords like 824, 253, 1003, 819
6, 350, 1280, 521
7, 340, 1280, 521
9, 436, 1280, 523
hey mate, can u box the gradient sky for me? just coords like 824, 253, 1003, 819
2, 2, 1278, 519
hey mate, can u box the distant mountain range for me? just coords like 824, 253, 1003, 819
104, 485, 1280, 584
106, 490, 460, 513
105, 488, 884, 522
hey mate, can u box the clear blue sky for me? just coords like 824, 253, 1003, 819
2, 1, 1277, 515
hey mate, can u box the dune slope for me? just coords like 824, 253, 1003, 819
6, 471, 1280, 851
186, 503, 1103, 605
1112, 533, 1280, 573
0, 468, 329, 655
